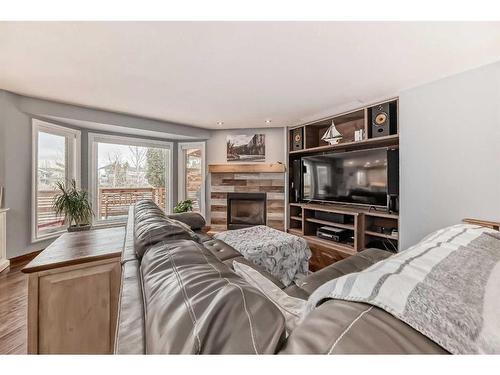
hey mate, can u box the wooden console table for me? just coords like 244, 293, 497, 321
22, 227, 124, 354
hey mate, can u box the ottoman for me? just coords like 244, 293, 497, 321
214, 225, 311, 286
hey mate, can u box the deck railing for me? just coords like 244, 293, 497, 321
37, 190, 65, 229
98, 187, 166, 219
37, 187, 166, 228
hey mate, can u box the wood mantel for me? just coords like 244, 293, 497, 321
208, 163, 285, 173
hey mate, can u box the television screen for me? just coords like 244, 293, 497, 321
302, 148, 389, 207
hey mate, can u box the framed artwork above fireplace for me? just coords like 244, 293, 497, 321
226, 134, 265, 162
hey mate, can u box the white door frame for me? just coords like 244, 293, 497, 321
31, 119, 81, 242
177, 141, 206, 217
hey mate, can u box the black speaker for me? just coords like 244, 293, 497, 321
387, 149, 399, 213
387, 149, 399, 196
291, 127, 304, 151
369, 102, 397, 138
290, 159, 302, 202
388, 195, 399, 214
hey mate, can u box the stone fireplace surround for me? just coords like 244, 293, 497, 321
208, 163, 285, 232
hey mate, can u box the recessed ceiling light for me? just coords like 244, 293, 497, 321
216, 121, 224, 126
265, 119, 272, 124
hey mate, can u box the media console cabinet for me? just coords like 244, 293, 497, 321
289, 203, 398, 271
22, 227, 124, 354
287, 98, 400, 271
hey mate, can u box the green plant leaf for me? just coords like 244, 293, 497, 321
52, 179, 94, 227
173, 199, 193, 213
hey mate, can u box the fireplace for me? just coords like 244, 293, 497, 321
227, 192, 267, 230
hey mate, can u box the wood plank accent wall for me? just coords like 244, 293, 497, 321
210, 172, 285, 232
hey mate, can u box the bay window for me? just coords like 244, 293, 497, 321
88, 133, 173, 224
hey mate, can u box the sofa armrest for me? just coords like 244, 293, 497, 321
115, 260, 146, 354
167, 212, 206, 230
295, 248, 392, 295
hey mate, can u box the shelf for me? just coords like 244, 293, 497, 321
305, 218, 354, 230
287, 228, 303, 236
364, 211, 399, 220
291, 202, 398, 219
303, 235, 356, 256
290, 216, 302, 221
289, 134, 399, 155
365, 230, 398, 241
301, 203, 360, 216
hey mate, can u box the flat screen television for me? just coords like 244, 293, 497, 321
301, 148, 398, 208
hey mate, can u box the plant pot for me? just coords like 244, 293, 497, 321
67, 224, 92, 232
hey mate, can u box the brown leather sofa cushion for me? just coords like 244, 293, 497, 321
135, 200, 166, 218
282, 284, 310, 300
204, 239, 242, 261
193, 231, 212, 243
140, 239, 286, 354
134, 210, 198, 258
280, 300, 448, 354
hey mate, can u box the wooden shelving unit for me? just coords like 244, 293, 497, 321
286, 98, 400, 271
365, 230, 398, 241
287, 202, 399, 271
287, 228, 303, 236
305, 217, 354, 230
303, 235, 356, 256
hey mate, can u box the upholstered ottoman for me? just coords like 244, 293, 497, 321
214, 225, 311, 286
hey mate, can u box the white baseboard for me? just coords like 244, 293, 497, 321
0, 259, 10, 273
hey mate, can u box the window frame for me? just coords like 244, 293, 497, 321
177, 141, 206, 217
31, 119, 81, 242
88, 133, 174, 226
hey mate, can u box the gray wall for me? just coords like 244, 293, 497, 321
0, 92, 40, 258
399, 61, 500, 249
0, 90, 208, 258
206, 127, 287, 165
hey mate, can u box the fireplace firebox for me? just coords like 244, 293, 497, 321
227, 192, 266, 230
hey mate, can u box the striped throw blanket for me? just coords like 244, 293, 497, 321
305, 224, 500, 354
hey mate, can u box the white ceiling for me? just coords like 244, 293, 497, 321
40, 115, 196, 140
1, 22, 500, 129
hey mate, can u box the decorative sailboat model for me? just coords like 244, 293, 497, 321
321, 120, 342, 145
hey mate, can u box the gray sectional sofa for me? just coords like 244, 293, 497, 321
114, 200, 447, 354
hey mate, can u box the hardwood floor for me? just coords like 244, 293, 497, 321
0, 260, 29, 354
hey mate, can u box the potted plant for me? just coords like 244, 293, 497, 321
173, 199, 193, 213
53, 179, 94, 232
